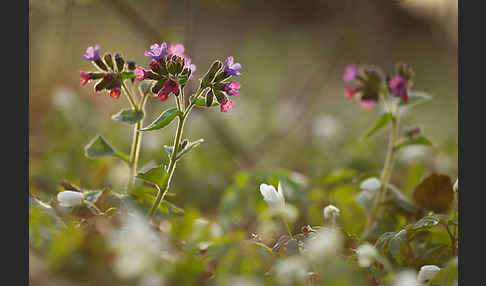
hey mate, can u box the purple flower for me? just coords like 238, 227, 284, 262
388, 76, 408, 102
342, 65, 358, 82
224, 81, 241, 96
224, 56, 242, 76
182, 55, 197, 79
144, 43, 167, 61
167, 43, 185, 58
134, 66, 150, 82
82, 45, 100, 61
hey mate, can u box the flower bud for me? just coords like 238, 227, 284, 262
206, 89, 214, 107
150, 61, 160, 73
103, 53, 114, 70
323, 204, 340, 220
417, 265, 440, 283
115, 54, 125, 72
167, 60, 177, 75
127, 61, 136, 71
360, 177, 381, 192
175, 56, 185, 74
180, 139, 188, 149
57, 191, 84, 207
356, 243, 378, 268
201, 60, 223, 88
405, 125, 423, 139
93, 59, 108, 71
95, 73, 113, 91
158, 58, 169, 75
152, 80, 164, 94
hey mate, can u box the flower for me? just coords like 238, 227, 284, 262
57, 191, 84, 207
79, 71, 91, 86
453, 178, 458, 192
342, 65, 358, 82
183, 55, 197, 74
110, 86, 121, 99
305, 227, 343, 260
323, 204, 340, 220
417, 265, 441, 283
224, 56, 242, 76
359, 100, 376, 110
389, 76, 408, 102
360, 177, 381, 192
356, 243, 378, 267
134, 66, 150, 82
259, 182, 285, 209
167, 43, 185, 58
224, 81, 241, 96
158, 79, 179, 101
220, 98, 235, 112
393, 270, 419, 286
274, 257, 308, 285
344, 87, 357, 100
82, 45, 100, 61
144, 43, 167, 61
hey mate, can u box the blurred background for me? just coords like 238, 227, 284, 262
29, 0, 457, 222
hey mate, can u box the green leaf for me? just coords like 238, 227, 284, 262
164, 139, 204, 160
84, 136, 116, 158
413, 174, 454, 213
139, 81, 152, 94
413, 215, 441, 231
387, 184, 418, 214
362, 113, 393, 139
135, 164, 168, 189
140, 108, 182, 132
395, 136, 433, 150
389, 230, 408, 262
399, 90, 432, 108
121, 71, 136, 80
193, 97, 219, 107
426, 257, 457, 286
111, 109, 144, 125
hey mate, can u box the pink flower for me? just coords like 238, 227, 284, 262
342, 65, 358, 82
224, 81, 241, 96
360, 100, 376, 110
158, 79, 179, 101
344, 87, 357, 100
134, 66, 149, 82
168, 43, 185, 58
220, 99, 235, 112
110, 86, 121, 99
79, 71, 91, 86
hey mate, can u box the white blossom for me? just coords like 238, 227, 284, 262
57, 191, 84, 207
417, 265, 441, 283
305, 227, 343, 260
259, 182, 285, 209
360, 177, 381, 192
393, 270, 420, 286
323, 204, 340, 220
356, 243, 378, 268
274, 256, 308, 285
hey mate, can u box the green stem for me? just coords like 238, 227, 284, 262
283, 217, 293, 239
121, 82, 138, 110
126, 89, 149, 191
147, 87, 204, 219
361, 110, 400, 241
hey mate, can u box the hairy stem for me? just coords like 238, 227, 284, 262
147, 88, 203, 219
361, 110, 400, 241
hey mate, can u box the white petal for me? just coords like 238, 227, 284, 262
417, 265, 441, 283
277, 181, 285, 206
260, 183, 284, 208
323, 204, 340, 219
360, 177, 381, 192
57, 191, 84, 207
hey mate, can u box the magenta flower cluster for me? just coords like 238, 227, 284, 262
341, 63, 414, 110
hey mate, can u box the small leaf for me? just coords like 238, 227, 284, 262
121, 71, 136, 80
140, 108, 182, 132
84, 136, 116, 158
389, 230, 408, 260
111, 109, 144, 124
413, 174, 454, 213
395, 136, 433, 150
399, 90, 432, 107
139, 81, 152, 94
164, 139, 204, 160
362, 113, 393, 139
136, 164, 168, 188
193, 97, 219, 107
413, 215, 441, 231
387, 184, 418, 214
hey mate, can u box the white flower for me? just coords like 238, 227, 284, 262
305, 227, 343, 260
356, 243, 378, 268
259, 182, 285, 208
453, 178, 458, 193
323, 204, 340, 220
417, 265, 441, 283
360, 177, 381, 192
57, 191, 84, 207
274, 257, 308, 285
393, 270, 420, 286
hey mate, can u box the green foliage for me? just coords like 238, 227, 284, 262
136, 164, 168, 189
399, 90, 432, 108
140, 108, 183, 131
362, 112, 393, 139
111, 109, 144, 124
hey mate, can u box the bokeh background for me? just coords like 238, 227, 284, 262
29, 0, 457, 221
